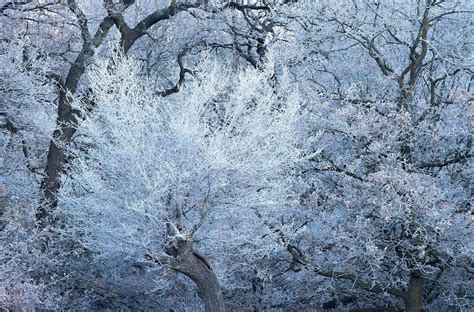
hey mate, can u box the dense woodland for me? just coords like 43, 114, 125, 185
0, 0, 473, 311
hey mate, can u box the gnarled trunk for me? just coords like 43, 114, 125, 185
175, 253, 224, 311
405, 272, 423, 312
149, 238, 225, 312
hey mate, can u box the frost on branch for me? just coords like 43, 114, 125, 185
301, 93, 473, 310
0, 35, 56, 232
59, 53, 305, 291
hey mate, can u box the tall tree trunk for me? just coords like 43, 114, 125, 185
37, 16, 115, 228
149, 238, 225, 312
405, 272, 424, 312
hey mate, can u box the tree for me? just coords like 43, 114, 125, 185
1, 0, 276, 227
257, 0, 474, 310
1, 0, 472, 310
0, 35, 60, 310
0, 35, 55, 227
58, 53, 305, 310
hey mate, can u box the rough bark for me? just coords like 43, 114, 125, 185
405, 272, 424, 312
147, 238, 225, 312
37, 15, 115, 227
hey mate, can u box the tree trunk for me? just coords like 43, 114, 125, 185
37, 90, 76, 226
152, 238, 225, 312
405, 272, 423, 312
37, 16, 115, 228
176, 253, 225, 312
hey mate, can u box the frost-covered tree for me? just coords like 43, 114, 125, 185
1, 0, 277, 227
257, 1, 474, 310
1, 0, 472, 310
294, 93, 473, 311
0, 35, 59, 310
58, 53, 306, 310
0, 35, 56, 228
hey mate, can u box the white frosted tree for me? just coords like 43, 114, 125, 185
1, 1, 472, 310
256, 1, 474, 310
296, 94, 473, 311
58, 53, 306, 311
0, 35, 59, 310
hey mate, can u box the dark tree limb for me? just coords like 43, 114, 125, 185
145, 237, 225, 312
416, 153, 472, 169
37, 13, 116, 227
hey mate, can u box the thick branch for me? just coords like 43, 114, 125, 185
416, 153, 472, 169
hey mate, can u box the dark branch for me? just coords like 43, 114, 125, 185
416, 153, 472, 169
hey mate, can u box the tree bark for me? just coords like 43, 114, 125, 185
175, 252, 225, 312
405, 272, 424, 312
37, 16, 115, 228
149, 238, 225, 312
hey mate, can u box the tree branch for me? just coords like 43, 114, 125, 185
416, 153, 472, 169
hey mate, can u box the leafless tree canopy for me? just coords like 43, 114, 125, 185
1, 0, 472, 311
